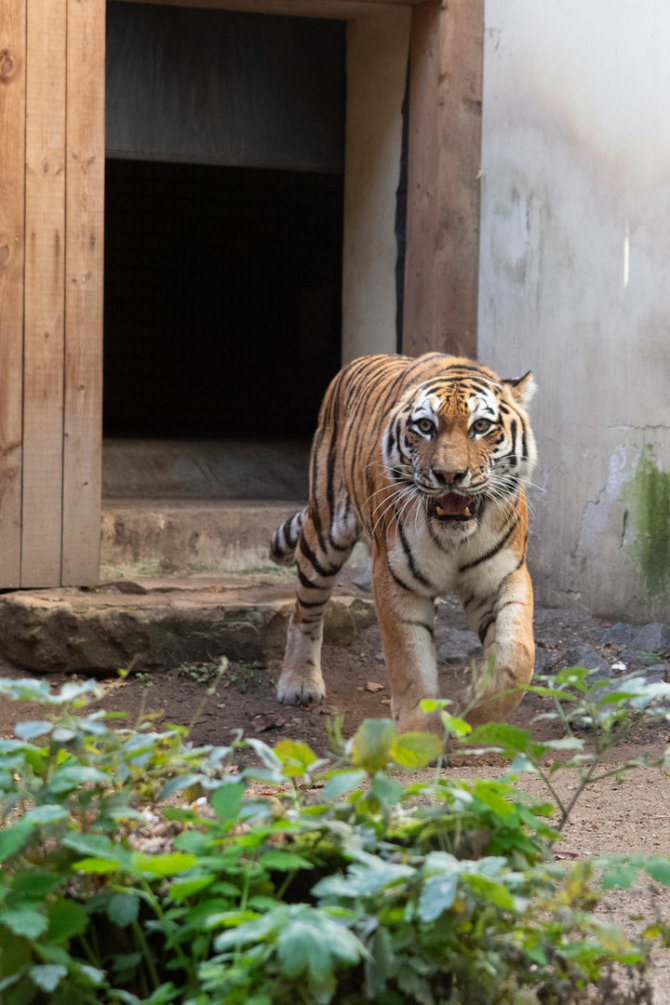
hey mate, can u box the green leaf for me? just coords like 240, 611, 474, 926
0, 821, 33, 862
47, 764, 107, 794
23, 804, 69, 825
211, 781, 245, 823
83, 855, 132, 877
168, 876, 215, 901
464, 723, 530, 753
351, 719, 397, 774
28, 964, 67, 993
131, 851, 198, 876
321, 769, 366, 801
277, 908, 364, 981
14, 721, 53, 740
472, 780, 517, 820
390, 731, 443, 769
46, 900, 89, 944
0, 906, 48, 938
259, 850, 314, 872
466, 875, 516, 910
554, 666, 591, 691
370, 771, 404, 806
602, 863, 639, 890
273, 739, 319, 777
441, 714, 472, 738
420, 698, 452, 713
418, 872, 458, 921
644, 858, 670, 886
12, 872, 61, 901
63, 832, 115, 857
159, 773, 204, 800
107, 893, 140, 927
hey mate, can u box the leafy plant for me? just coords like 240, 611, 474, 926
0, 668, 667, 1003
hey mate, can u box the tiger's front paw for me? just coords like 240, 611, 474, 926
395, 703, 445, 739
277, 672, 326, 706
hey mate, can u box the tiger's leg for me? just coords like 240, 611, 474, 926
372, 554, 443, 734
459, 565, 535, 725
277, 506, 357, 705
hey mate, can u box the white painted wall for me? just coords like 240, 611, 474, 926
479, 0, 670, 619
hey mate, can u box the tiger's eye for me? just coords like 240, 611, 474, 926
471, 418, 493, 435
415, 418, 435, 435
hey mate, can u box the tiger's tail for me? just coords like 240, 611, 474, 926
270, 507, 306, 566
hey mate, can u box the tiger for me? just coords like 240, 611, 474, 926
270, 352, 537, 735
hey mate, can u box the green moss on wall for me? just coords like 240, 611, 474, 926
621, 450, 670, 594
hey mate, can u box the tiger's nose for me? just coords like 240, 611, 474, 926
432, 468, 469, 486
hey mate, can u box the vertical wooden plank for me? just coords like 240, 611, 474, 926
402, 0, 483, 359
0, 0, 26, 585
62, 0, 105, 584
22, 0, 66, 586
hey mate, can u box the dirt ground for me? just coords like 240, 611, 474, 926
0, 599, 669, 1000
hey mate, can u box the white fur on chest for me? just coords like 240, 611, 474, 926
385, 508, 517, 599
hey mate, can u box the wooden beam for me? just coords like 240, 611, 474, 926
402, 0, 483, 359
112, 0, 424, 19
0, 0, 26, 584
62, 0, 105, 584
22, 0, 67, 586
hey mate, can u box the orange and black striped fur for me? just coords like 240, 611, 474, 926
270, 353, 537, 733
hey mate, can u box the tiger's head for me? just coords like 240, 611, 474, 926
382, 364, 537, 538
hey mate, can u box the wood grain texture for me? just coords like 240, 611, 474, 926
0, 0, 26, 584
402, 0, 483, 359
112, 0, 423, 17
62, 0, 105, 584
22, 0, 67, 586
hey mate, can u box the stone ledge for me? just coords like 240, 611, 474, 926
0, 576, 375, 675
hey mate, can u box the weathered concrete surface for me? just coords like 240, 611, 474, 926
479, 0, 670, 621
101, 498, 371, 579
0, 575, 375, 675
101, 499, 301, 577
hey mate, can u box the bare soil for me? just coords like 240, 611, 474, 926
0, 600, 669, 999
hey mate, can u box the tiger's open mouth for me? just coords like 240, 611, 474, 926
430, 492, 482, 522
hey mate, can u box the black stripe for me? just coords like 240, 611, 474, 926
297, 568, 323, 591
397, 520, 431, 587
298, 597, 327, 610
400, 619, 435, 639
385, 554, 413, 591
478, 614, 495, 644
459, 515, 520, 572
299, 536, 339, 578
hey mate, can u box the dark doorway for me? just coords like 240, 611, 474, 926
103, 3, 345, 449
103, 159, 343, 439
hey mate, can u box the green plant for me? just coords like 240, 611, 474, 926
0, 668, 667, 1003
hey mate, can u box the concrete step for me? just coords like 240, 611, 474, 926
101, 498, 303, 577
101, 497, 371, 579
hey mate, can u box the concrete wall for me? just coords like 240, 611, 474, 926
478, 0, 670, 620
341, 9, 410, 362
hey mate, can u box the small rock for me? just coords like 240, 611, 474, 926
601, 622, 634, 645
636, 664, 669, 685
561, 644, 611, 676
630, 623, 670, 655
437, 629, 482, 665
619, 647, 667, 669
533, 647, 554, 674
365, 681, 384, 693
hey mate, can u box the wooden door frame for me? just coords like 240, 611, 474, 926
0, 0, 482, 588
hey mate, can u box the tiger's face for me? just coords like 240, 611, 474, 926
382, 369, 537, 537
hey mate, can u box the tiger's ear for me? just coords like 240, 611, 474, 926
503, 371, 536, 408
